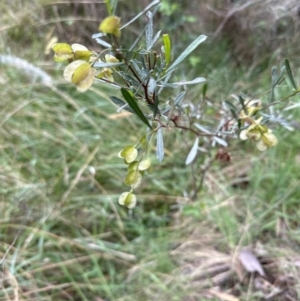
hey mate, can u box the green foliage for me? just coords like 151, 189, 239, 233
121, 88, 152, 129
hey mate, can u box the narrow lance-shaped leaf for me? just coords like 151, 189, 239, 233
194, 123, 212, 134
160, 92, 186, 116
153, 94, 160, 118
271, 66, 278, 86
238, 95, 247, 113
156, 128, 164, 162
213, 136, 228, 147
145, 11, 153, 50
224, 100, 240, 120
92, 33, 112, 48
174, 91, 186, 106
284, 58, 297, 90
269, 66, 277, 103
128, 4, 160, 53
279, 65, 286, 83
94, 37, 112, 48
161, 77, 206, 88
121, 88, 152, 129
166, 98, 175, 121
93, 62, 124, 68
202, 83, 208, 100
224, 100, 238, 120
110, 96, 134, 113
224, 100, 237, 112
185, 137, 199, 165
120, 0, 160, 29
158, 72, 173, 94
163, 34, 171, 66
118, 71, 140, 86
168, 34, 207, 73
147, 30, 162, 51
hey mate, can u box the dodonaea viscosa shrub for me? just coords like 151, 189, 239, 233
52, 0, 300, 208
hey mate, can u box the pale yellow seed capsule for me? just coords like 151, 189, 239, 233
63, 60, 95, 92
118, 146, 138, 163
138, 158, 151, 171
124, 171, 142, 189
105, 54, 119, 63
118, 192, 137, 209
99, 16, 121, 37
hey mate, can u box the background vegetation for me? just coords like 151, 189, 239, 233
1, 1, 300, 300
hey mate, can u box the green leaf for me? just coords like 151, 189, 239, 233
156, 128, 164, 162
167, 34, 207, 72
163, 34, 171, 66
121, 0, 160, 29
224, 100, 237, 111
92, 33, 112, 48
153, 95, 160, 118
194, 123, 212, 134
238, 95, 247, 114
238, 118, 242, 130
121, 88, 152, 129
202, 83, 208, 100
185, 137, 199, 165
213, 136, 228, 147
159, 92, 186, 116
270, 66, 277, 103
174, 91, 186, 106
269, 65, 285, 103
145, 11, 153, 50
161, 77, 206, 88
284, 58, 297, 90
93, 62, 124, 68
118, 72, 140, 86
147, 30, 162, 51
271, 66, 278, 85
224, 100, 238, 120
109, 96, 134, 113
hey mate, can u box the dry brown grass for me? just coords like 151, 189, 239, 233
121, 219, 300, 301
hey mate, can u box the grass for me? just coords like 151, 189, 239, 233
1, 1, 300, 301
